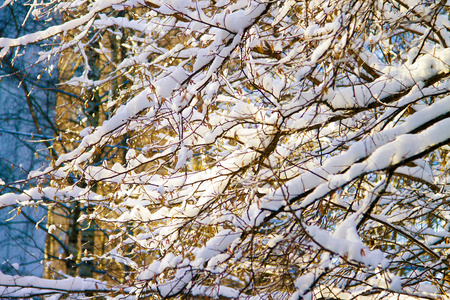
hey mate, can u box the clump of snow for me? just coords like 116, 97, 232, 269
47, 225, 57, 234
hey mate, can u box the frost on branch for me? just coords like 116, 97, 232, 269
1, 0, 450, 299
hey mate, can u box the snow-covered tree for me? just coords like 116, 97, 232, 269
1, 0, 450, 299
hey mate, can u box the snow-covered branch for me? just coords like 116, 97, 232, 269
1, 0, 450, 299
